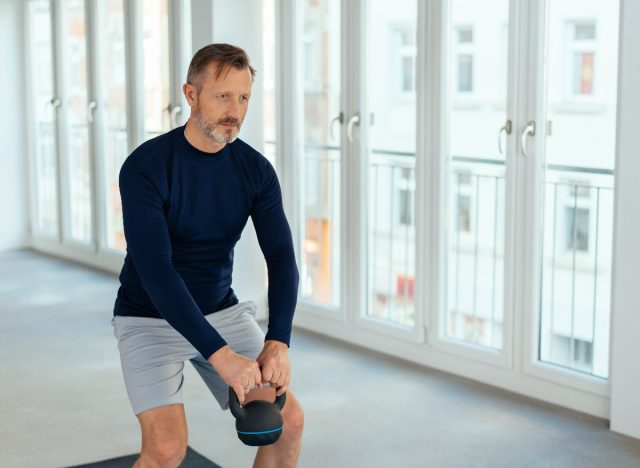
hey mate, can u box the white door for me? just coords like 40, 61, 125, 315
525, 0, 620, 385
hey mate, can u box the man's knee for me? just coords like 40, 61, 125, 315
140, 438, 187, 467
137, 404, 188, 467
282, 399, 304, 439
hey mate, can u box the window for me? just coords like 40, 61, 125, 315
574, 338, 593, 368
28, 0, 58, 237
457, 55, 473, 92
550, 335, 594, 373
568, 21, 596, 96
564, 181, 591, 252
262, 0, 277, 165
566, 207, 590, 252
455, 26, 474, 93
458, 195, 471, 232
393, 27, 416, 94
398, 167, 414, 226
455, 172, 472, 233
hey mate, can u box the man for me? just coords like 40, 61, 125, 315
112, 43, 304, 468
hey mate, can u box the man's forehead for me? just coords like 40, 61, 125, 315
203, 62, 252, 86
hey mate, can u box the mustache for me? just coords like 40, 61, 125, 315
217, 117, 240, 127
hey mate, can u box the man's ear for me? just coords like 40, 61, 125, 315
183, 82, 197, 106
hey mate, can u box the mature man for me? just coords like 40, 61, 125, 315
112, 43, 304, 467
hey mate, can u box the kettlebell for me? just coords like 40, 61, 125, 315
228, 386, 287, 446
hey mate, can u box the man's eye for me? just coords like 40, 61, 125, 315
240, 96, 249, 102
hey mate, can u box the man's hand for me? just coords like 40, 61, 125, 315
256, 340, 291, 396
208, 345, 263, 404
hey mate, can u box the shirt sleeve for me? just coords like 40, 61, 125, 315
119, 159, 228, 360
250, 159, 299, 347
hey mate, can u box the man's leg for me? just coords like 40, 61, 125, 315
244, 387, 305, 468
112, 316, 195, 468
134, 403, 189, 468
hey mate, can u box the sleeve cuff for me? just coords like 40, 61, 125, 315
264, 330, 291, 348
201, 338, 228, 361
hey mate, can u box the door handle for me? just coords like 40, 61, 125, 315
329, 112, 344, 141
498, 119, 512, 155
170, 105, 182, 128
48, 98, 62, 116
87, 101, 97, 123
521, 121, 535, 157
346, 113, 360, 143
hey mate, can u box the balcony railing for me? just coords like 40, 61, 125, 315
296, 142, 614, 377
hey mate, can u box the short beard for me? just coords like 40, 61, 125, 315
193, 110, 240, 144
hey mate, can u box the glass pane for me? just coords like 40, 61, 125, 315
101, 0, 128, 251
444, 0, 509, 349
300, 0, 341, 307
142, 0, 171, 140
538, 1, 620, 379
28, 0, 58, 237
65, 0, 92, 243
366, 0, 417, 327
263, 0, 277, 166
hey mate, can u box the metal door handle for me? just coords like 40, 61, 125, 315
170, 105, 182, 128
87, 101, 97, 123
498, 119, 512, 154
346, 113, 360, 143
47, 98, 62, 118
521, 121, 535, 157
330, 112, 344, 140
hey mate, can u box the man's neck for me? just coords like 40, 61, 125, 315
184, 119, 226, 153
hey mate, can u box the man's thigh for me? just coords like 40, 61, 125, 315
112, 315, 197, 415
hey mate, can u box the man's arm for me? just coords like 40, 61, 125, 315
250, 159, 300, 347
250, 159, 299, 395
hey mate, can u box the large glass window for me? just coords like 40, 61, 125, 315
142, 0, 171, 140
262, 0, 277, 166
28, 0, 58, 237
300, 0, 342, 308
537, 1, 620, 379
444, 0, 509, 349
366, 0, 418, 327
100, 0, 128, 251
64, 0, 92, 244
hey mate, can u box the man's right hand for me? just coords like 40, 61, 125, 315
208, 345, 263, 404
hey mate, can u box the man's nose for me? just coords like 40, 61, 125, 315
226, 100, 241, 118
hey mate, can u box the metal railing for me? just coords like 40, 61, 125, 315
296, 142, 614, 377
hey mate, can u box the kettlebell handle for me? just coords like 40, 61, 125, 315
228, 385, 287, 419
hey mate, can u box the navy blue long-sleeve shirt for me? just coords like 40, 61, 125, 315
113, 126, 299, 360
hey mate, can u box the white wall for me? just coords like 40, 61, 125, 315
0, 0, 28, 252
609, 0, 640, 441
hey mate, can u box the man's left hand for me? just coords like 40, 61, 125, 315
256, 340, 290, 396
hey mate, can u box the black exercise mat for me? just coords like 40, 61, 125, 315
66, 447, 222, 467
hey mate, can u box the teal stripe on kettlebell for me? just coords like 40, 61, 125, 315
237, 426, 283, 435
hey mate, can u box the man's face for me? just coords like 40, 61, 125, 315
188, 62, 253, 145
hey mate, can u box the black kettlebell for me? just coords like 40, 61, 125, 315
228, 386, 286, 446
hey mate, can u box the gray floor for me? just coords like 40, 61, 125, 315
1, 249, 639, 468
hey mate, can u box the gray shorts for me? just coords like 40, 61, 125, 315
112, 300, 265, 416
